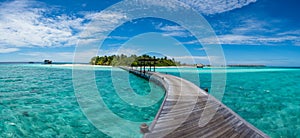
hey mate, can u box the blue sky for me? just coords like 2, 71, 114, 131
0, 0, 299, 66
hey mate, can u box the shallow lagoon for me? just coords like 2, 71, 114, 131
1, 64, 300, 137
0, 64, 164, 137
156, 67, 300, 137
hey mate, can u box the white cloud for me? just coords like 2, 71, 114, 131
200, 34, 300, 45
158, 18, 300, 46
0, 0, 127, 49
0, 0, 264, 50
143, 0, 256, 15
179, 0, 257, 15
162, 31, 190, 37
231, 19, 273, 34
76, 11, 127, 47
293, 39, 300, 46
216, 18, 300, 46
277, 30, 300, 36
0, 46, 19, 53
180, 40, 199, 45
0, 0, 84, 47
157, 25, 191, 37
107, 36, 130, 40
194, 48, 205, 51
217, 34, 253, 44
137, 0, 189, 10
156, 18, 300, 46
160, 25, 185, 32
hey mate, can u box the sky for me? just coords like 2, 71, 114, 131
0, 0, 299, 66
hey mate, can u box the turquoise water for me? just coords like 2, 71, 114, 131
1, 65, 300, 137
0, 64, 164, 137
156, 67, 300, 138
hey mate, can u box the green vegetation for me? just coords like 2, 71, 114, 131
90, 54, 181, 66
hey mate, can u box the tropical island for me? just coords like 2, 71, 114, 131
90, 54, 181, 66
89, 55, 266, 68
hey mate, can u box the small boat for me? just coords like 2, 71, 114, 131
196, 64, 204, 68
44, 60, 52, 64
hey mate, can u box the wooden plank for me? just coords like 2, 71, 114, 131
120, 67, 269, 138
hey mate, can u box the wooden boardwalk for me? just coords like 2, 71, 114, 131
120, 67, 269, 138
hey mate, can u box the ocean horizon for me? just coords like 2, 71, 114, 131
1, 62, 300, 68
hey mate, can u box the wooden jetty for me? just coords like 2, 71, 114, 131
120, 67, 269, 138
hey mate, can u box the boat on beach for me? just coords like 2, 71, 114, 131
196, 63, 204, 68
